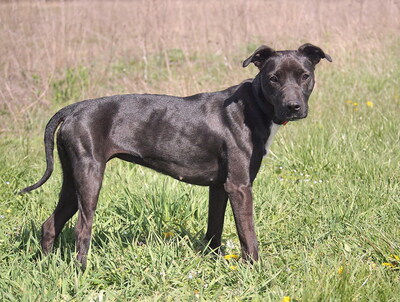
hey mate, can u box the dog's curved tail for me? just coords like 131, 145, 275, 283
18, 105, 75, 194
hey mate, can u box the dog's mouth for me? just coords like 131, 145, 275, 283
287, 112, 308, 121
276, 111, 308, 122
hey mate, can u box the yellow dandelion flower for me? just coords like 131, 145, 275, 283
6, 209, 11, 214
353, 102, 358, 106
337, 266, 344, 274
390, 254, 400, 261
366, 101, 374, 107
163, 232, 174, 239
282, 296, 291, 302
382, 262, 396, 268
346, 100, 353, 104
229, 265, 238, 270
224, 254, 239, 260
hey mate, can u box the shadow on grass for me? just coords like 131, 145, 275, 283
14, 216, 221, 266
90, 222, 217, 256
10, 220, 42, 262
12, 220, 76, 265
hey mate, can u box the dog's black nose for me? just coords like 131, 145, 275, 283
286, 102, 301, 113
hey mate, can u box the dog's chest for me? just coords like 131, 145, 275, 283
264, 122, 281, 156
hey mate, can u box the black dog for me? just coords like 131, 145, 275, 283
20, 44, 331, 268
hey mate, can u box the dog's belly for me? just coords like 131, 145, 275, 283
115, 153, 224, 186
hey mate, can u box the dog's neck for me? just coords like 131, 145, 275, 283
251, 74, 287, 125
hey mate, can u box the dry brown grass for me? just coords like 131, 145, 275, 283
0, 0, 399, 124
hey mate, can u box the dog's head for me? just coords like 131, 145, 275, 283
243, 43, 332, 122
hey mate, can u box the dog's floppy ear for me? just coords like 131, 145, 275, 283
242, 45, 276, 69
298, 43, 332, 65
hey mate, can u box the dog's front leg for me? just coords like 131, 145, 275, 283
205, 184, 229, 252
224, 182, 258, 262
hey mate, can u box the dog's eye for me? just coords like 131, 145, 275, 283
302, 73, 310, 81
269, 75, 279, 83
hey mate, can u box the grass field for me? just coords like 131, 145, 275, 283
1, 0, 400, 301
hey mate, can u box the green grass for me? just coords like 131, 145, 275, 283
0, 43, 399, 301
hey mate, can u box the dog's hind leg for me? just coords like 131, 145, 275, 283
73, 158, 105, 269
41, 143, 78, 254
205, 184, 228, 252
